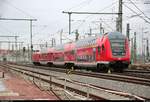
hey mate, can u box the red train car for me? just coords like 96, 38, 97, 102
53, 44, 64, 66
32, 32, 130, 72
32, 51, 41, 65
32, 48, 54, 66
73, 32, 130, 72
64, 42, 76, 68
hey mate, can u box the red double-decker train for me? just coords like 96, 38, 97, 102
32, 32, 130, 72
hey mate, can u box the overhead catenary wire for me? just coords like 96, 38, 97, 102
123, 3, 150, 24
62, 0, 118, 43
38, 0, 94, 37
4, 0, 35, 19
76, 0, 118, 30
34, 0, 118, 44
128, 0, 150, 21
67, 0, 94, 11
0, 24, 14, 34
100, 18, 114, 31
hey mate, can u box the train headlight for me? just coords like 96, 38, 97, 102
113, 53, 117, 55
122, 53, 125, 55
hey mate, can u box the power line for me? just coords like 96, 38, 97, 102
128, 0, 150, 21
67, 0, 93, 11
0, 24, 13, 34
44, 1, 118, 40
75, 1, 118, 30
4, 0, 35, 19
100, 18, 114, 31
123, 3, 150, 24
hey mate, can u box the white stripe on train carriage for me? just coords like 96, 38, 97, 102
39, 61, 48, 65
53, 62, 65, 65
96, 61, 109, 64
75, 62, 97, 66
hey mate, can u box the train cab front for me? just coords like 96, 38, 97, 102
107, 32, 130, 72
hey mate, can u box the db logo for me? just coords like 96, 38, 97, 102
118, 58, 121, 60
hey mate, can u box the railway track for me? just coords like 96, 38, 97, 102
0, 63, 144, 100
7, 62, 150, 86
1, 62, 150, 100
8, 62, 150, 80
0, 65, 143, 100
120, 69, 150, 79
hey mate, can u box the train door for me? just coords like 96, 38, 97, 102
93, 47, 96, 61
96, 45, 101, 61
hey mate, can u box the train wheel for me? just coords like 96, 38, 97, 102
103, 67, 109, 73
113, 68, 123, 73
47, 62, 53, 67
96, 64, 101, 72
119, 68, 123, 73
97, 64, 107, 72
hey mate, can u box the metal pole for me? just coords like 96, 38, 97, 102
118, 0, 123, 33
63, 11, 120, 34
100, 23, 102, 35
46, 42, 48, 48
89, 28, 92, 36
75, 29, 79, 41
103, 29, 104, 34
30, 20, 33, 62
51, 38, 54, 47
131, 38, 134, 64
141, 27, 144, 62
28, 44, 30, 63
15, 36, 17, 62
69, 13, 71, 35
146, 39, 149, 61
60, 29, 63, 44
126, 23, 130, 40
134, 32, 137, 63
8, 41, 10, 51
63, 11, 121, 15
144, 44, 145, 62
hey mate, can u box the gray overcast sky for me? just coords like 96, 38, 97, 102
0, 0, 150, 54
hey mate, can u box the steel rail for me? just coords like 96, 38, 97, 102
1, 64, 104, 100
7, 63, 150, 86
1, 63, 146, 100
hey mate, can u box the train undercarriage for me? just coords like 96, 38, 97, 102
33, 61, 130, 73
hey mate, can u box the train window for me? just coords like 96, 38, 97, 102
110, 39, 126, 56
98, 46, 101, 53
102, 44, 105, 51
71, 50, 75, 54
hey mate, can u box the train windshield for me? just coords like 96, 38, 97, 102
108, 32, 126, 57
110, 39, 125, 56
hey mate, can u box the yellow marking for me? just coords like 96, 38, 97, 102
66, 66, 74, 74
108, 69, 111, 74
77, 45, 97, 49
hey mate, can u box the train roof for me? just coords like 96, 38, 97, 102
47, 48, 55, 52
76, 36, 98, 48
33, 51, 41, 54
54, 43, 65, 51
107, 32, 126, 39
64, 42, 75, 51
